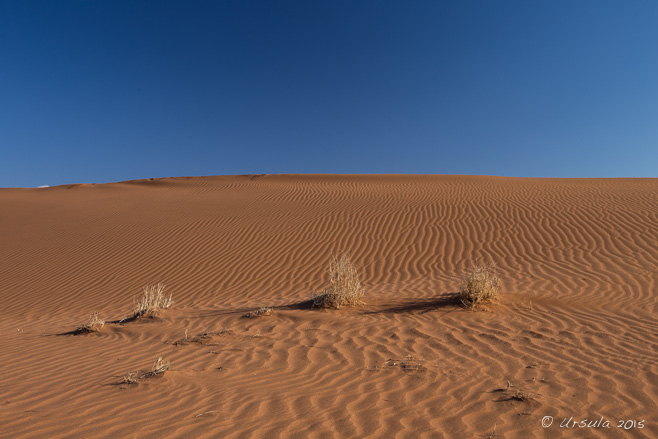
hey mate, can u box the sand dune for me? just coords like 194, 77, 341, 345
0, 174, 656, 438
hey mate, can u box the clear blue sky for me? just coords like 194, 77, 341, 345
1, 1, 657, 187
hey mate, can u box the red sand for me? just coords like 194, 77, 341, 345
1, 174, 656, 438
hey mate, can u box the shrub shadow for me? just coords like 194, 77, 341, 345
55, 328, 93, 336
364, 293, 462, 315
275, 299, 316, 311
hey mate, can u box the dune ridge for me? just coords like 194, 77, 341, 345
0, 174, 656, 438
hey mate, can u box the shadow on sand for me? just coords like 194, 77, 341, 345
363, 293, 462, 315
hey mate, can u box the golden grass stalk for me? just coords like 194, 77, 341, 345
312, 252, 365, 309
458, 263, 500, 308
133, 283, 173, 318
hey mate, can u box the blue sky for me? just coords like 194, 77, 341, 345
1, 1, 657, 187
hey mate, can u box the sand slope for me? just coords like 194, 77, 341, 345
0, 174, 656, 438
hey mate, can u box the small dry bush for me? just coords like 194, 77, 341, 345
458, 263, 500, 308
122, 371, 138, 384
76, 311, 105, 333
312, 252, 365, 309
384, 354, 425, 372
243, 307, 273, 318
121, 356, 170, 385
149, 356, 170, 376
133, 283, 173, 318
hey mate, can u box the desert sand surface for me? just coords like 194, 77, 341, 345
1, 174, 656, 438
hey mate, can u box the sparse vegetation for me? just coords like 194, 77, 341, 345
497, 381, 532, 402
75, 311, 105, 333
149, 356, 170, 376
458, 263, 500, 308
132, 283, 173, 318
171, 328, 235, 346
243, 307, 273, 318
384, 354, 425, 372
312, 252, 365, 309
120, 356, 170, 385
511, 389, 531, 402
122, 371, 138, 384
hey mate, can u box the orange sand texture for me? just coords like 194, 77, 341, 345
1, 174, 656, 438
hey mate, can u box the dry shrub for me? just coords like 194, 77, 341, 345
458, 263, 500, 308
243, 307, 273, 318
133, 284, 173, 318
149, 356, 170, 376
76, 311, 105, 333
122, 371, 138, 384
312, 252, 365, 309
121, 356, 170, 385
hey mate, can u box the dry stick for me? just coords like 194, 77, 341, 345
195, 410, 220, 418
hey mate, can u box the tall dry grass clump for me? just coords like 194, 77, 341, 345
312, 252, 365, 309
458, 263, 501, 308
133, 283, 173, 318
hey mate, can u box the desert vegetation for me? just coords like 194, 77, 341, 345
122, 371, 138, 385
243, 306, 273, 318
312, 252, 365, 309
74, 311, 105, 334
132, 283, 173, 318
148, 356, 170, 376
511, 389, 531, 402
458, 263, 500, 308
121, 356, 170, 385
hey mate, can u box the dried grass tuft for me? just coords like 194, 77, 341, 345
122, 371, 138, 384
149, 356, 170, 376
458, 263, 500, 308
120, 356, 170, 385
75, 311, 105, 333
133, 283, 173, 318
312, 252, 365, 309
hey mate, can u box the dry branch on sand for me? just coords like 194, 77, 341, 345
242, 307, 273, 318
384, 355, 425, 372
312, 252, 365, 309
121, 356, 170, 385
511, 389, 532, 401
132, 284, 173, 318
458, 263, 500, 308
